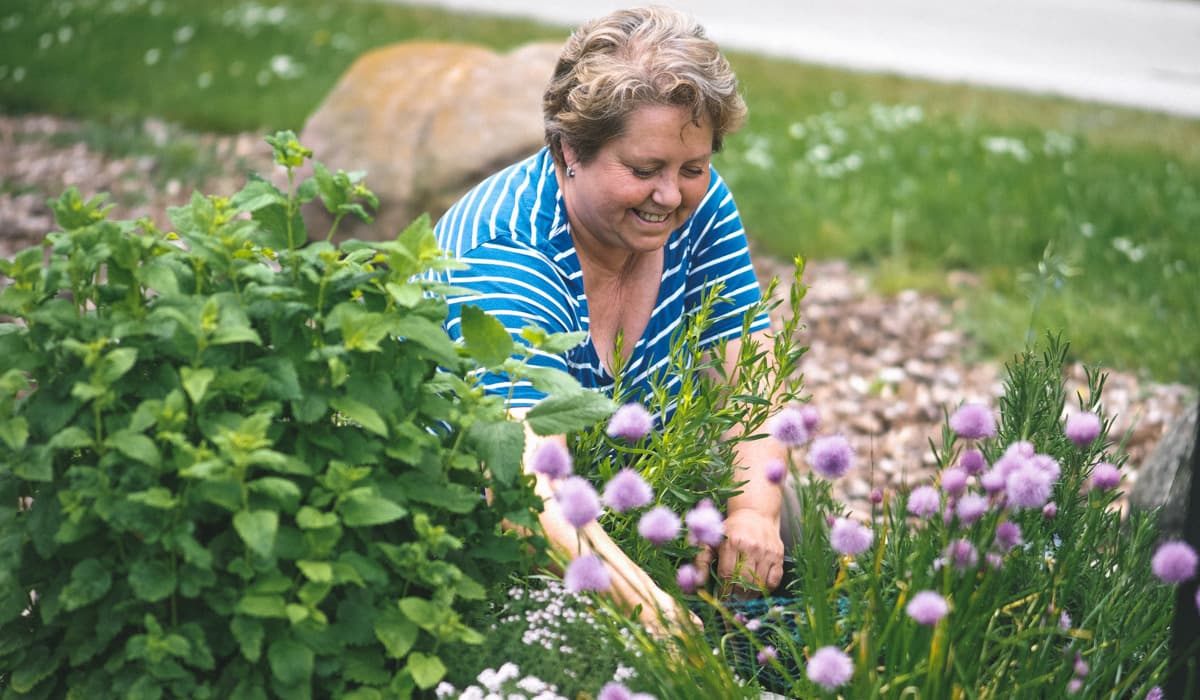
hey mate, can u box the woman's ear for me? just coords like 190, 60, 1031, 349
560, 140, 578, 169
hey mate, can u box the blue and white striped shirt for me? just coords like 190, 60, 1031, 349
433, 147, 769, 412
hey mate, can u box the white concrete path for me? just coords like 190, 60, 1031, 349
395, 0, 1200, 118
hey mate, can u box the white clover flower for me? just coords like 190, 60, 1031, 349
144, 48, 161, 66
1, 14, 24, 32
38, 33, 53, 50
12, 66, 25, 82
196, 71, 212, 89
981, 136, 1031, 162
173, 24, 195, 44
57, 26, 73, 44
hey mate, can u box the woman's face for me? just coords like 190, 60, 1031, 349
562, 104, 714, 258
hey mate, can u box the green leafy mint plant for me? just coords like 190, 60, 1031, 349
0, 132, 605, 699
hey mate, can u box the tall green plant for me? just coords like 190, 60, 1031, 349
0, 132, 608, 698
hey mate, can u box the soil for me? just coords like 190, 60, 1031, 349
2, 112, 1193, 519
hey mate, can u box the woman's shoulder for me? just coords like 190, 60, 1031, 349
434, 148, 563, 256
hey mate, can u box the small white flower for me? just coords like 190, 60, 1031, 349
173, 24, 195, 44
38, 33, 53, 50
144, 48, 161, 66
57, 26, 73, 44
196, 71, 212, 89
12, 66, 25, 82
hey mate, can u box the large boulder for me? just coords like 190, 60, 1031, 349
1129, 400, 1198, 537
299, 40, 563, 240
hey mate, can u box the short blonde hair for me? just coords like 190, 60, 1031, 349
544, 6, 747, 167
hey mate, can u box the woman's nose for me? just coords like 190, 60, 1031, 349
652, 174, 682, 209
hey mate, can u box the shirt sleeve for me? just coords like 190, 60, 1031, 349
442, 239, 578, 409
684, 169, 771, 348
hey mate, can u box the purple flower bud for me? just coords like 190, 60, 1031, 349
1073, 652, 1090, 678
555, 476, 601, 528
564, 554, 610, 593
685, 499, 725, 547
806, 646, 854, 690
1152, 541, 1199, 583
1064, 411, 1102, 448
757, 645, 778, 665
1090, 462, 1121, 491
829, 517, 873, 556
949, 403, 996, 440
870, 487, 884, 504
765, 458, 787, 485
945, 539, 979, 572
907, 485, 941, 518
531, 440, 572, 480
955, 493, 990, 525
1147, 687, 1164, 700
941, 467, 968, 496
767, 406, 810, 447
1042, 501, 1058, 519
1067, 678, 1083, 694
1059, 609, 1072, 630
638, 506, 680, 546
607, 403, 654, 442
602, 468, 653, 513
958, 447, 987, 476
905, 590, 949, 625
800, 405, 822, 432
676, 563, 703, 594
995, 521, 1023, 551
985, 551, 1004, 570
808, 435, 854, 479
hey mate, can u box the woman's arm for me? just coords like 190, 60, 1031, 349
697, 328, 787, 592
509, 408, 697, 633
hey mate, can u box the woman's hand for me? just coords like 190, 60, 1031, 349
697, 508, 784, 594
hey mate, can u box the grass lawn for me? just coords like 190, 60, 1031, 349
2, 0, 1198, 383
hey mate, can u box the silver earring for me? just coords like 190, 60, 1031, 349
567, 166, 575, 178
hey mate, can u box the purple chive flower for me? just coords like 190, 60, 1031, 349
941, 466, 969, 497
607, 403, 654, 442
555, 476, 601, 528
907, 485, 941, 518
531, 440, 572, 480
800, 405, 821, 432
757, 645, 778, 665
602, 468, 653, 513
676, 563, 703, 594
638, 506, 681, 545
830, 517, 873, 556
1006, 440, 1036, 459
1152, 541, 1199, 583
806, 646, 854, 690
949, 403, 996, 440
808, 435, 854, 479
995, 521, 1023, 551
906, 590, 949, 626
1146, 687, 1164, 700
1031, 454, 1062, 482
1059, 610, 1072, 630
765, 458, 787, 485
993, 452, 1027, 480
597, 682, 632, 700
685, 499, 725, 547
1196, 587, 1200, 615
980, 468, 1006, 493
1065, 411, 1102, 448
745, 618, 762, 632
956, 493, 990, 525
1067, 678, 1083, 694
870, 487, 884, 504
564, 554, 610, 593
767, 406, 810, 447
985, 551, 1004, 570
1006, 464, 1054, 510
1042, 501, 1058, 519
1091, 462, 1122, 491
959, 447, 987, 476
946, 539, 979, 572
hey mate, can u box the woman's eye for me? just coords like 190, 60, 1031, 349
683, 167, 706, 178
631, 168, 655, 179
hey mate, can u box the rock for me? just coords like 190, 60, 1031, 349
1129, 401, 1198, 537
298, 40, 563, 241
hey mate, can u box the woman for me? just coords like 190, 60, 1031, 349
433, 6, 786, 630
